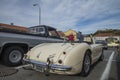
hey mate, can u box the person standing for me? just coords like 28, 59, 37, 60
77, 31, 84, 42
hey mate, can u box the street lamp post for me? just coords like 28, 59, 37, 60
33, 3, 41, 25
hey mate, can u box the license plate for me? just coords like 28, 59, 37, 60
34, 65, 44, 72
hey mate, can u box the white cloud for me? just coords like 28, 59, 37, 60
0, 0, 120, 33
79, 19, 120, 34
41, 0, 120, 32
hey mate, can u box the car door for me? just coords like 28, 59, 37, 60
91, 44, 100, 60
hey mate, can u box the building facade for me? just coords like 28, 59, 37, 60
64, 29, 77, 41
94, 32, 120, 41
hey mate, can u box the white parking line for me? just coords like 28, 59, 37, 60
104, 59, 117, 62
100, 51, 115, 80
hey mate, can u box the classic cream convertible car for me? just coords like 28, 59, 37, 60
107, 42, 119, 48
21, 36, 104, 76
106, 37, 119, 48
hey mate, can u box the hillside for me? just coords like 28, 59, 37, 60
94, 29, 120, 36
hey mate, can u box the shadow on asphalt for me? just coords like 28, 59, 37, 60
90, 60, 102, 72
109, 48, 120, 80
78, 59, 101, 77
116, 50, 120, 80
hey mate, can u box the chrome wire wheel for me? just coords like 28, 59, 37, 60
81, 51, 91, 76
84, 55, 90, 73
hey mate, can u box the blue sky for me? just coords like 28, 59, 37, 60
0, 0, 120, 34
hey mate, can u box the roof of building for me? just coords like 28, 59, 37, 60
94, 33, 119, 37
0, 23, 27, 32
57, 31, 65, 37
64, 29, 77, 33
94, 29, 120, 37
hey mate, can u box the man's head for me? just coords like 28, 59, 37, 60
78, 31, 82, 34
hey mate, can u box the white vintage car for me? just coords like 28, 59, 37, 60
22, 36, 104, 76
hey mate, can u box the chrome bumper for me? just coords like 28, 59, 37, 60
23, 59, 72, 71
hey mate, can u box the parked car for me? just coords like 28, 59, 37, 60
107, 42, 119, 48
22, 35, 104, 76
106, 37, 119, 48
95, 40, 108, 49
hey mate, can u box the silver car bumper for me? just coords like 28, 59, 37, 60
23, 59, 72, 71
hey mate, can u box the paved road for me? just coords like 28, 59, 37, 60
0, 48, 120, 80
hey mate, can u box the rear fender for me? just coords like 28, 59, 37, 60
64, 43, 91, 73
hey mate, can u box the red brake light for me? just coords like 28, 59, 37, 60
63, 52, 66, 55
58, 60, 62, 64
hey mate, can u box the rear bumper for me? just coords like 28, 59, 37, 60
23, 59, 72, 71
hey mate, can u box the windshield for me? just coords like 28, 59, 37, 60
48, 30, 60, 38
106, 38, 119, 43
28, 27, 45, 34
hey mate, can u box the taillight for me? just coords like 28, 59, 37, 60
58, 59, 62, 64
63, 52, 66, 55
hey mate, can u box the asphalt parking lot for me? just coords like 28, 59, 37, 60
0, 48, 120, 80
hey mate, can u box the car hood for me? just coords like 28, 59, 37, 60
26, 43, 80, 64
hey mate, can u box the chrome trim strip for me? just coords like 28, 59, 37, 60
51, 64, 72, 71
